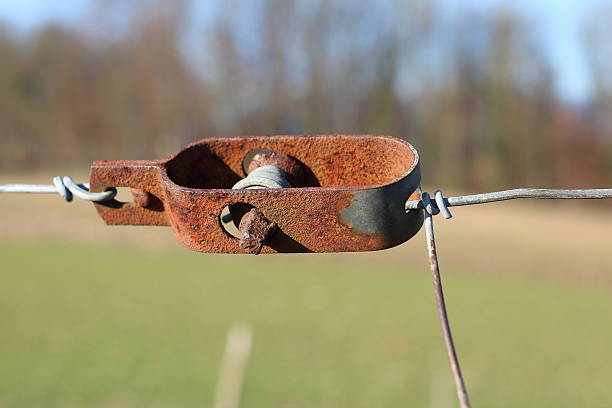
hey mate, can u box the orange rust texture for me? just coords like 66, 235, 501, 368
90, 159, 169, 226
89, 135, 421, 253
162, 187, 365, 253
164, 134, 415, 189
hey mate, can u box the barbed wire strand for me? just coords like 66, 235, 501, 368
0, 176, 117, 202
413, 187, 612, 408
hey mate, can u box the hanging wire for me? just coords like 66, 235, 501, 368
411, 187, 612, 408
421, 192, 471, 408
0, 176, 117, 202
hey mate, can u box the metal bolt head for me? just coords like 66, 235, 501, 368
246, 150, 304, 186
238, 208, 276, 254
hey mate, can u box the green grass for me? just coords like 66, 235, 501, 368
1, 242, 612, 407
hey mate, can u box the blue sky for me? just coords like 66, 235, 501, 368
0, 0, 607, 103
445, 0, 609, 103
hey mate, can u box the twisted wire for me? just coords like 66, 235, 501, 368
0, 176, 117, 202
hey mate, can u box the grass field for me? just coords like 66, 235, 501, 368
1, 183, 612, 407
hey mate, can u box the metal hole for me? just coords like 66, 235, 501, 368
112, 187, 133, 204
220, 203, 254, 239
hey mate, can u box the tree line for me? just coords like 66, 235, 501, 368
1, 0, 611, 191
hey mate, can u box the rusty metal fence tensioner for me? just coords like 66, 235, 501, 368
2, 134, 612, 408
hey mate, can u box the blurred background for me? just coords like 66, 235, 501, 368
1, 1, 612, 407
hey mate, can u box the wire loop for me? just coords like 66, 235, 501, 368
434, 190, 453, 219
421, 192, 439, 216
60, 176, 117, 202
0, 176, 117, 202
420, 190, 453, 219
52, 176, 72, 201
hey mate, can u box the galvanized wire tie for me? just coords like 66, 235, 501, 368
0, 176, 117, 202
407, 187, 612, 408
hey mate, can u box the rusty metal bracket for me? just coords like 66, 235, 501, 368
89, 134, 423, 254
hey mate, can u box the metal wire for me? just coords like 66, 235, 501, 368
0, 176, 117, 202
422, 192, 471, 408
406, 188, 612, 213
414, 187, 612, 408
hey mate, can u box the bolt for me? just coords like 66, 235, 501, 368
238, 208, 276, 255
230, 149, 301, 254
246, 150, 304, 186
